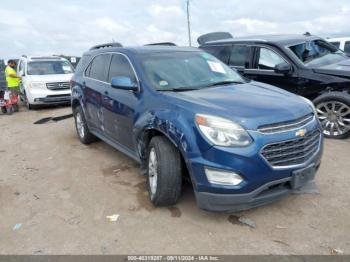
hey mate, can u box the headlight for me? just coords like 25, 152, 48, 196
30, 82, 45, 89
195, 114, 252, 147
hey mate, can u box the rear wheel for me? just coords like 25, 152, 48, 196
147, 136, 182, 206
73, 106, 97, 144
314, 92, 350, 139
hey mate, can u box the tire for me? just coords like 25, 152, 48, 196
13, 104, 19, 112
313, 92, 350, 139
6, 106, 13, 115
23, 92, 33, 110
1, 107, 7, 114
147, 136, 182, 206
73, 106, 97, 144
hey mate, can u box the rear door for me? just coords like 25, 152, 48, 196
83, 53, 111, 131
103, 53, 140, 150
200, 45, 231, 64
227, 44, 252, 74
243, 46, 299, 93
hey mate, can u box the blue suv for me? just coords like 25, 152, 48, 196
71, 43, 323, 212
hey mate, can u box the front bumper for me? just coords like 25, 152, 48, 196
34, 95, 71, 105
195, 162, 320, 212
25, 87, 71, 105
186, 119, 323, 212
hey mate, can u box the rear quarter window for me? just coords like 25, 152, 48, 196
200, 45, 231, 64
229, 45, 249, 67
330, 42, 340, 49
75, 54, 91, 75
345, 41, 350, 53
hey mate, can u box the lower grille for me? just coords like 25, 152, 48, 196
46, 82, 70, 90
261, 130, 321, 167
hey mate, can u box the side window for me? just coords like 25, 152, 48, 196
88, 54, 111, 82
200, 45, 231, 64
76, 55, 91, 75
344, 41, 350, 53
229, 45, 249, 67
108, 54, 137, 83
330, 42, 340, 49
258, 48, 285, 70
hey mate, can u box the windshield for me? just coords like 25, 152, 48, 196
139, 51, 245, 91
27, 60, 74, 75
288, 40, 348, 67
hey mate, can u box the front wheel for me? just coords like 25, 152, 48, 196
147, 136, 182, 206
314, 92, 350, 139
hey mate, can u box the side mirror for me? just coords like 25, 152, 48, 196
274, 63, 292, 75
111, 76, 138, 91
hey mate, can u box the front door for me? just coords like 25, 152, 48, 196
243, 46, 299, 93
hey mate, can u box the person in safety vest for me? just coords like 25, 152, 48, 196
4, 59, 21, 104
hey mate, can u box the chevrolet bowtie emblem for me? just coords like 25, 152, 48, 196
296, 129, 307, 137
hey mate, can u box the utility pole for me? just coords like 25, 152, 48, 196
186, 0, 192, 46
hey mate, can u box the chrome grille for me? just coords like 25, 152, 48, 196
261, 130, 321, 167
258, 113, 314, 134
46, 82, 70, 90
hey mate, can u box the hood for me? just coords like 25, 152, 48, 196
163, 82, 312, 130
25, 74, 74, 83
313, 58, 350, 78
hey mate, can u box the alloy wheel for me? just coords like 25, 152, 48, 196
148, 148, 158, 198
316, 101, 350, 137
75, 112, 85, 139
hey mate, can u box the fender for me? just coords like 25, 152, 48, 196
133, 108, 203, 165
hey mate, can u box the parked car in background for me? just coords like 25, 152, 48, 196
199, 33, 350, 139
17, 56, 74, 109
328, 37, 350, 56
71, 43, 323, 212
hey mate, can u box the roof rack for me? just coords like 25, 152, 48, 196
90, 42, 123, 50
145, 42, 177, 46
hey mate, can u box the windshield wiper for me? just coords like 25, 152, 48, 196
205, 80, 244, 87
157, 87, 199, 92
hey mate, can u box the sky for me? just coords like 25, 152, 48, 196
1, 0, 349, 60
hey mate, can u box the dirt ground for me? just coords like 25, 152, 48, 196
0, 105, 349, 255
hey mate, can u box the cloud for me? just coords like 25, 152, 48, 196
0, 0, 349, 61
93, 18, 130, 33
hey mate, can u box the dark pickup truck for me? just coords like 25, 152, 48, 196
199, 33, 350, 139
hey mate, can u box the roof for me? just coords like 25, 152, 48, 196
203, 34, 321, 46
22, 56, 67, 61
85, 45, 199, 56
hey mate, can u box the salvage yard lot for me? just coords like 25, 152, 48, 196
0, 106, 349, 255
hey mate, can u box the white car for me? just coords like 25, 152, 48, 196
327, 37, 350, 55
17, 56, 74, 109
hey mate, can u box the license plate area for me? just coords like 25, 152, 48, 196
291, 165, 316, 189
